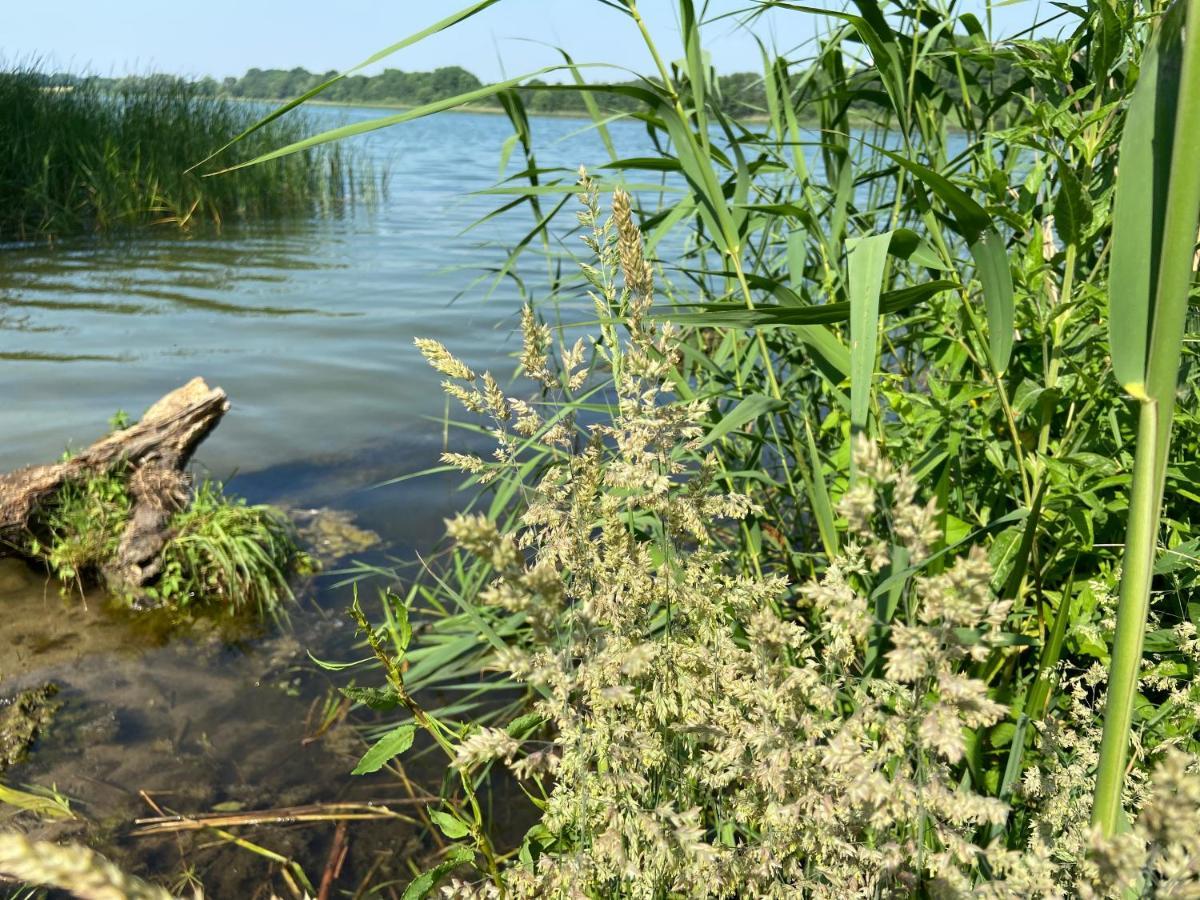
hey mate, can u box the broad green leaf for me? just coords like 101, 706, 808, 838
1107, 2, 1185, 392
352, 723, 416, 775
339, 685, 400, 711
401, 847, 475, 900
889, 228, 951, 270
848, 232, 893, 437
429, 809, 471, 839
1144, 0, 1200, 408
1053, 162, 1092, 248
387, 591, 413, 652
697, 394, 786, 448
507, 712, 546, 738
971, 229, 1016, 372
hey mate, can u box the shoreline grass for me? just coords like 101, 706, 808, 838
0, 68, 381, 242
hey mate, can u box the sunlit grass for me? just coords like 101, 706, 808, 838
0, 67, 380, 241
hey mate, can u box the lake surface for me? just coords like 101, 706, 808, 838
0, 106, 651, 891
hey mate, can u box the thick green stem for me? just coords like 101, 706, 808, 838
1091, 399, 1161, 834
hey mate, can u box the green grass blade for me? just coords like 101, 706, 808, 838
1106, 2, 1185, 393
971, 229, 1016, 373
697, 394, 786, 448
847, 231, 893, 440
208, 67, 562, 174
879, 149, 1014, 371
663, 279, 959, 327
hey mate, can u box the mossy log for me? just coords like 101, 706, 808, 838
0, 378, 229, 588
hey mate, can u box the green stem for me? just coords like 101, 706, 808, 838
1091, 398, 1160, 834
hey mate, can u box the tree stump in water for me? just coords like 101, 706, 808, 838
0, 378, 229, 589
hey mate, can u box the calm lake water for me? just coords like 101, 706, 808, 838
0, 106, 652, 889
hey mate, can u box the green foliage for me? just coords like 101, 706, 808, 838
31, 469, 132, 591
233, 0, 1200, 893
0, 67, 378, 241
149, 481, 313, 619
1093, 0, 1200, 835
25, 469, 309, 619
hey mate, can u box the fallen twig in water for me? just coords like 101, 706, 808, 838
131, 800, 425, 835
317, 820, 349, 900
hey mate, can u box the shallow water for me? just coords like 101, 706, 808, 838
0, 107, 643, 890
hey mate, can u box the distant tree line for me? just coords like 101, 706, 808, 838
41, 54, 1025, 124
216, 65, 776, 118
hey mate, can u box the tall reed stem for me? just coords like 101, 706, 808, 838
1091, 399, 1161, 833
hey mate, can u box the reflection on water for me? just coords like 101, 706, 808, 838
1, 108, 659, 477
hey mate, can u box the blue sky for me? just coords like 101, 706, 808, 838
2, 0, 1057, 82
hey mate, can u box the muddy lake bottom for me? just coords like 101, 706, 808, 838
0, 435, 527, 896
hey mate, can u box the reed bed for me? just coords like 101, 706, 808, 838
0, 68, 377, 241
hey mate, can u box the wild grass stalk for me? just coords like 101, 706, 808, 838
1092, 0, 1200, 836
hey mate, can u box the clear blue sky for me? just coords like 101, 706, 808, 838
1, 0, 1058, 83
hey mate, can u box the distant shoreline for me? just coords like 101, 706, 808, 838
227, 95, 800, 126
230, 95, 611, 121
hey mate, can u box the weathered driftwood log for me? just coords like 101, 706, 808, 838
0, 378, 228, 588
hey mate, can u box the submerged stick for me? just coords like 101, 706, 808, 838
130, 800, 423, 835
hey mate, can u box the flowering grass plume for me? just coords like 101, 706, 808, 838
415, 173, 1200, 899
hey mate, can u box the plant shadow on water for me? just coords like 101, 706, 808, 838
0, 432, 517, 895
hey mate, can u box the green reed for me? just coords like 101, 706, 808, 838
0, 67, 377, 241
227, 0, 1200, 891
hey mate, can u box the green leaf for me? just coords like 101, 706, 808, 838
803, 418, 840, 559
352, 723, 416, 775
387, 591, 413, 652
847, 231, 893, 438
880, 150, 991, 241
1053, 162, 1092, 247
697, 394, 786, 448
339, 685, 401, 711
664, 280, 959, 328
1107, 2, 1186, 392
506, 712, 546, 738
971, 229, 1016, 373
878, 149, 1014, 371
207, 66, 564, 175
191, 0, 504, 172
429, 809, 472, 839
889, 228, 951, 270
401, 847, 475, 900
